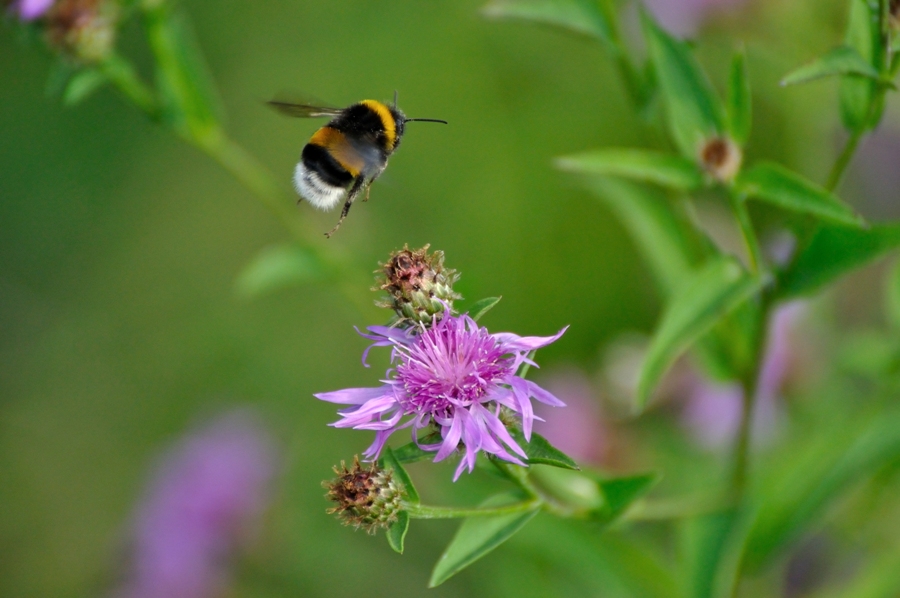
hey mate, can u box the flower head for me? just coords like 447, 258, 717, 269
324, 456, 406, 534
375, 244, 461, 327
316, 313, 567, 480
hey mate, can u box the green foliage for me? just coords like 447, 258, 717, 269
557, 149, 704, 192
481, 0, 616, 48
777, 223, 900, 299
840, 0, 887, 131
468, 296, 502, 321
735, 162, 863, 226
641, 11, 725, 158
429, 492, 540, 587
781, 45, 882, 86
726, 50, 752, 146
235, 243, 324, 298
593, 473, 659, 524
637, 257, 764, 407
508, 430, 580, 470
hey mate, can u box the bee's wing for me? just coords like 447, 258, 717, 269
267, 100, 344, 119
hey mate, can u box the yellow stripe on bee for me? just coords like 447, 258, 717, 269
309, 126, 364, 177
360, 100, 397, 149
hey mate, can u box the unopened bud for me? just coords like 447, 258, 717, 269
45, 0, 116, 63
323, 457, 405, 534
699, 136, 742, 183
375, 244, 461, 327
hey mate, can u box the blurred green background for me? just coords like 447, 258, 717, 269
1, 0, 895, 596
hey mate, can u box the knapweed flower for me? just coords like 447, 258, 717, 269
324, 456, 406, 534
112, 411, 278, 598
375, 244, 461, 327
316, 313, 568, 480
9, 0, 55, 20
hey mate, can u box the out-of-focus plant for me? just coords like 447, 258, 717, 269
10, 0, 900, 595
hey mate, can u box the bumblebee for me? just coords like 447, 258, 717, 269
268, 94, 447, 237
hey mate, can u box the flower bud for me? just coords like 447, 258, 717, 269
374, 244, 461, 327
699, 136, 742, 183
323, 457, 405, 534
45, 0, 116, 63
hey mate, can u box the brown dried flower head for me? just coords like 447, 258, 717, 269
323, 457, 404, 534
375, 244, 461, 327
699, 136, 742, 183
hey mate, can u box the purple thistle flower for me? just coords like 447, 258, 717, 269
316, 313, 568, 480
10, 0, 54, 20
112, 411, 278, 598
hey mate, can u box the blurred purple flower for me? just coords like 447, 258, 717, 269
113, 411, 278, 598
10, 0, 54, 20
533, 367, 608, 465
316, 313, 568, 480
682, 302, 805, 448
642, 0, 748, 36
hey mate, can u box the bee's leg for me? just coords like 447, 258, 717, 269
324, 178, 366, 238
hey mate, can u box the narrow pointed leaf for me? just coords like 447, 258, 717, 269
386, 510, 410, 554
840, 0, 885, 131
144, 4, 222, 136
381, 447, 419, 504
63, 68, 107, 105
637, 257, 763, 407
510, 429, 580, 470
235, 243, 324, 298
580, 177, 700, 297
777, 223, 900, 299
744, 405, 900, 572
595, 473, 660, 523
736, 162, 864, 227
642, 11, 725, 157
429, 492, 539, 587
481, 0, 615, 46
557, 149, 704, 191
468, 296, 502, 322
679, 508, 747, 598
727, 50, 752, 145
391, 432, 443, 464
781, 45, 881, 86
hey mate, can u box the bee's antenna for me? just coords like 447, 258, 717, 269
405, 118, 449, 124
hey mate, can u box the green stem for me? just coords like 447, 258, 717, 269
825, 126, 864, 192
624, 495, 726, 521
405, 499, 541, 520
730, 192, 764, 276
101, 54, 159, 118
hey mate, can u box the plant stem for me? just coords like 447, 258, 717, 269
825, 126, 864, 192
102, 53, 159, 118
405, 499, 541, 520
730, 192, 764, 276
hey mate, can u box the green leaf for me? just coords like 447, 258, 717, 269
386, 510, 410, 554
429, 492, 539, 587
885, 258, 900, 330
777, 223, 900, 299
235, 243, 324, 298
743, 404, 900, 572
642, 11, 725, 158
637, 257, 763, 407
381, 447, 419, 504
736, 162, 863, 227
594, 473, 660, 523
63, 69, 107, 105
781, 45, 882, 87
481, 0, 615, 47
144, 4, 222, 137
816, 544, 900, 598
468, 296, 502, 322
840, 0, 886, 131
580, 177, 701, 297
679, 509, 747, 598
509, 429, 580, 470
557, 149, 704, 191
391, 432, 443, 464
727, 50, 752, 145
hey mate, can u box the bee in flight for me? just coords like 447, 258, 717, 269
268, 93, 447, 237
